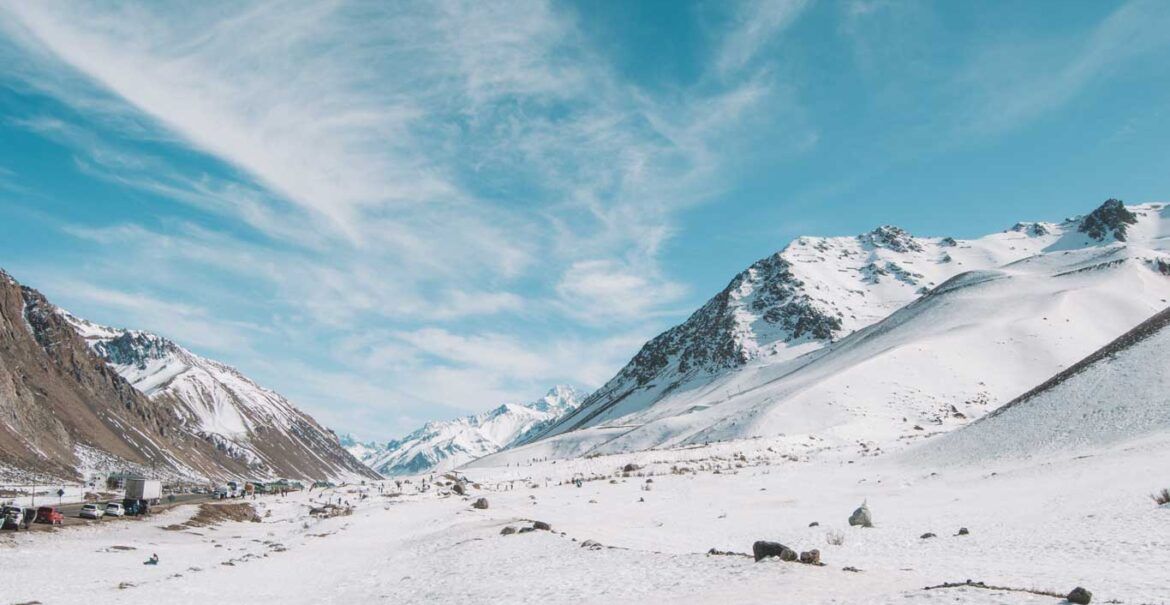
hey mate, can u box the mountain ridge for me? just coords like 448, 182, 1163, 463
482, 200, 1170, 466
63, 312, 378, 481
352, 385, 583, 476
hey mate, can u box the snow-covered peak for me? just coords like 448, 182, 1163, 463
859, 225, 924, 253
359, 386, 584, 476
527, 384, 583, 414
534, 199, 1170, 444
58, 311, 374, 481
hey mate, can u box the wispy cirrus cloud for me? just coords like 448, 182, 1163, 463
952, 0, 1170, 136
714, 0, 811, 77
0, 0, 814, 436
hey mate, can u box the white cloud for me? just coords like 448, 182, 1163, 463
555, 259, 687, 323
0, 0, 814, 435
715, 0, 810, 77
41, 278, 260, 352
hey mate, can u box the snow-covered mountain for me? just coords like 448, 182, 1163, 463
482, 200, 1170, 464
921, 304, 1170, 463
63, 313, 378, 481
360, 386, 582, 476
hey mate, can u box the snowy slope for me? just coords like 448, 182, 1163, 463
483, 201, 1170, 465
63, 313, 378, 481
919, 305, 1170, 463
536, 216, 1066, 443
363, 386, 582, 476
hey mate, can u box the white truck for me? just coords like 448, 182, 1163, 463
125, 478, 162, 501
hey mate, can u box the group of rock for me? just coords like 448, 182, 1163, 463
751, 541, 822, 565
500, 520, 552, 536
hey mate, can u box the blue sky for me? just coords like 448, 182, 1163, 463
2, 0, 1169, 439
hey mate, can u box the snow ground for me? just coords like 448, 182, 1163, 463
2, 435, 1166, 605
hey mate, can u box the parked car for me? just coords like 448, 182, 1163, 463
2, 505, 26, 530
79, 503, 104, 520
104, 502, 125, 517
122, 498, 150, 516
35, 506, 64, 525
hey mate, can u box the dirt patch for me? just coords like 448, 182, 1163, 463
163, 503, 258, 531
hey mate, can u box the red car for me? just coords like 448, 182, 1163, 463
35, 506, 64, 525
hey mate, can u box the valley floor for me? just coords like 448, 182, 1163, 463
2, 437, 1168, 605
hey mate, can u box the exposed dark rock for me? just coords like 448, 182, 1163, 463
1067, 586, 1092, 604
920, 532, 936, 539
471, 497, 488, 510
799, 549, 821, 565
862, 225, 923, 253
622, 463, 641, 473
451, 483, 466, 496
533, 521, 552, 531
1078, 199, 1137, 241
956, 527, 969, 536
752, 540, 797, 562
808, 521, 820, 527
848, 502, 873, 528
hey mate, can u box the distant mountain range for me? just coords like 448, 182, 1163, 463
0, 269, 377, 482
474, 199, 1170, 466
343, 385, 583, 476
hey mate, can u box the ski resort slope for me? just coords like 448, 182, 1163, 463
475, 211, 1170, 467
919, 305, 1170, 464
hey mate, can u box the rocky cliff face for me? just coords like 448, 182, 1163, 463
64, 313, 379, 482
0, 270, 249, 481
0, 269, 376, 482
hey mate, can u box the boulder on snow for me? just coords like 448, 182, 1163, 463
451, 483, 466, 496
500, 526, 517, 535
581, 540, 603, 550
920, 532, 936, 539
799, 549, 821, 565
472, 498, 489, 510
808, 521, 820, 527
1067, 586, 1092, 604
533, 521, 552, 531
956, 527, 969, 536
848, 502, 873, 528
622, 463, 641, 473
752, 541, 797, 562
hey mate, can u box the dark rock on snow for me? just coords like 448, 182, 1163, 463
752, 541, 797, 562
472, 497, 489, 510
1067, 586, 1092, 604
533, 521, 552, 531
848, 502, 873, 528
799, 549, 821, 565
